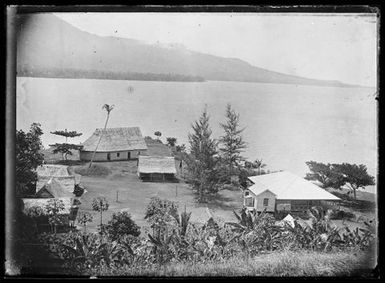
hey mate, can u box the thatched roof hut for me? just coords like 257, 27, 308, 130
81, 127, 147, 152
36, 178, 75, 198
79, 127, 147, 161
138, 156, 177, 182
36, 164, 69, 177
36, 164, 79, 193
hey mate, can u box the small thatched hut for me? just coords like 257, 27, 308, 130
35, 164, 80, 194
79, 127, 148, 161
138, 156, 177, 182
36, 178, 75, 198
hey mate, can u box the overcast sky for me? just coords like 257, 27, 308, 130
55, 12, 378, 87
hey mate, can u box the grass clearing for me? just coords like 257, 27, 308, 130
73, 163, 112, 176
72, 160, 243, 232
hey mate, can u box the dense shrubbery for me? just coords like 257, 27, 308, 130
105, 211, 141, 241
33, 198, 375, 275
73, 184, 85, 197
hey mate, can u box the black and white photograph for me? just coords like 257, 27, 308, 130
5, 5, 379, 278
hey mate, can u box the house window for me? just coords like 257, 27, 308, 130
117, 153, 120, 157
263, 198, 269, 206
244, 191, 249, 197
245, 197, 254, 207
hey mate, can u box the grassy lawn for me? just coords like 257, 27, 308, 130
72, 160, 243, 233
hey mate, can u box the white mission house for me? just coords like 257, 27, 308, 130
243, 171, 340, 213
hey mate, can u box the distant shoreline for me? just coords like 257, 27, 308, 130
16, 68, 206, 83
16, 75, 374, 89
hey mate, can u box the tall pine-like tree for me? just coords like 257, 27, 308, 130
186, 108, 218, 203
219, 104, 247, 183
50, 129, 83, 160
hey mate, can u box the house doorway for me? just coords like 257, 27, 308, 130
127, 152, 131, 160
107, 153, 111, 161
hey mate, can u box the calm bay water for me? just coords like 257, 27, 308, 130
17, 77, 377, 193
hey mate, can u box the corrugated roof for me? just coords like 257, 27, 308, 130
138, 156, 177, 174
37, 178, 74, 198
22, 197, 72, 214
247, 171, 340, 200
80, 127, 148, 152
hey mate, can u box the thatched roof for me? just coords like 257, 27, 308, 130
36, 176, 76, 193
138, 156, 177, 174
36, 178, 74, 198
36, 165, 79, 193
36, 164, 69, 176
22, 197, 72, 215
247, 171, 340, 201
80, 127, 148, 152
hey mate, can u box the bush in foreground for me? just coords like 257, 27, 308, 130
105, 211, 141, 241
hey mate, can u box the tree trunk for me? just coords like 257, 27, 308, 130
89, 114, 110, 168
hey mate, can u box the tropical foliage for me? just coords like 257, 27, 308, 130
16, 123, 44, 196
105, 211, 141, 241
305, 161, 375, 199
92, 197, 110, 230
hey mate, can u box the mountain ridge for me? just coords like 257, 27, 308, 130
17, 13, 360, 87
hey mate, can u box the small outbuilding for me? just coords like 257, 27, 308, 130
243, 171, 340, 213
138, 156, 177, 182
79, 127, 148, 162
35, 164, 80, 194
36, 178, 75, 198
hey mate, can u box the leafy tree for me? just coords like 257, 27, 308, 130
50, 129, 82, 142
45, 199, 65, 234
50, 129, 83, 160
252, 159, 266, 175
332, 163, 375, 199
73, 184, 85, 197
16, 123, 44, 196
186, 108, 219, 202
166, 137, 177, 147
176, 144, 186, 152
145, 197, 179, 225
92, 197, 110, 230
154, 131, 162, 141
77, 211, 93, 233
50, 143, 84, 160
105, 211, 141, 241
219, 104, 247, 182
89, 104, 115, 168
305, 161, 345, 188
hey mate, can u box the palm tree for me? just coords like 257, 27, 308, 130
253, 158, 266, 175
88, 104, 115, 168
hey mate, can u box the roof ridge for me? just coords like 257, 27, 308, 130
95, 126, 140, 131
